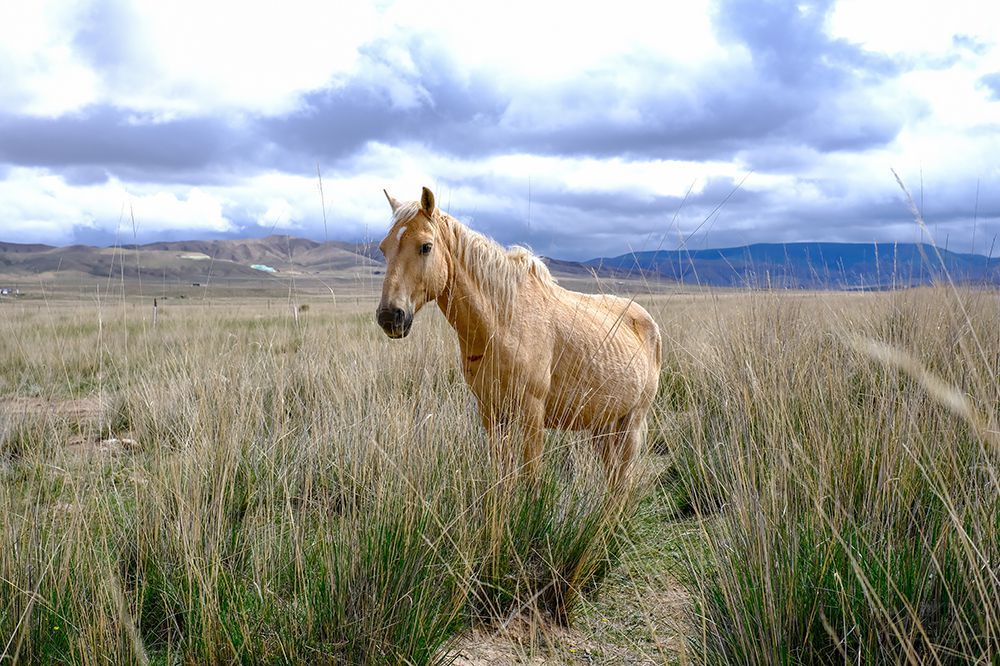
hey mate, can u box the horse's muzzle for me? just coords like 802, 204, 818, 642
376, 307, 412, 339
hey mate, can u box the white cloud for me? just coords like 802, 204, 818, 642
0, 169, 235, 243
119, 0, 381, 116
827, 0, 1000, 58
0, 0, 382, 117
0, 2, 100, 116
0, 0, 731, 119
256, 199, 296, 230
126, 188, 234, 235
383, 0, 724, 84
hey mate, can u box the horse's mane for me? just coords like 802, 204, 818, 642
448, 214, 555, 313
393, 202, 554, 316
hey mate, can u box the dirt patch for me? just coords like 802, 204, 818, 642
449, 624, 671, 665
449, 575, 690, 665
2, 395, 133, 456
450, 628, 549, 665
2, 395, 106, 423
629, 578, 691, 657
66, 434, 139, 456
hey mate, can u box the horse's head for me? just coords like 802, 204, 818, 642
376, 187, 451, 338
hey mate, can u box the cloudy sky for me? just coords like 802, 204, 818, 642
1, 0, 999, 260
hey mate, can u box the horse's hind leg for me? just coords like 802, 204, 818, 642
596, 414, 645, 486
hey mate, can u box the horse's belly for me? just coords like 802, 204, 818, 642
459, 293, 658, 431
544, 358, 645, 429
544, 316, 655, 429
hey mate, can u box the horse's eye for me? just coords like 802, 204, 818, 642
420, 242, 433, 255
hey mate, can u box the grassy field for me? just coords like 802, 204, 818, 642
1, 281, 997, 664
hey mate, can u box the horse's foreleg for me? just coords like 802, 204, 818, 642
479, 407, 510, 471
520, 398, 546, 480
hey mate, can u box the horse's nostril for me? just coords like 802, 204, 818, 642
377, 307, 410, 335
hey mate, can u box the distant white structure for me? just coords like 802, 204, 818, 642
0, 287, 19, 296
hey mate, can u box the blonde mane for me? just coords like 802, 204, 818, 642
392, 202, 554, 316
446, 213, 555, 315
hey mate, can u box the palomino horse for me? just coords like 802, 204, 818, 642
376, 187, 662, 483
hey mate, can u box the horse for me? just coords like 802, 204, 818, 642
375, 187, 662, 484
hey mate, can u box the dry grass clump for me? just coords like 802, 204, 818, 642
0, 301, 642, 664
672, 288, 999, 663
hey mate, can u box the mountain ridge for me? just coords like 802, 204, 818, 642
586, 241, 999, 289
0, 235, 380, 280
1, 237, 997, 289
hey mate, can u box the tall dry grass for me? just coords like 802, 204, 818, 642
3, 284, 998, 664
0, 300, 641, 664
667, 288, 999, 663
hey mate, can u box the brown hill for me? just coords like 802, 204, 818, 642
132, 235, 380, 272
0, 243, 273, 280
0, 235, 607, 283
0, 235, 382, 281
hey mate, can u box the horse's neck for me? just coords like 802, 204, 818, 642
435, 221, 505, 353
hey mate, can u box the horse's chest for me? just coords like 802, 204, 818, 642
461, 347, 548, 403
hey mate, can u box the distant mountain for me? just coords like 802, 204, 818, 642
587, 242, 1000, 289
3, 237, 997, 290
128, 235, 380, 272
540, 256, 608, 277
0, 235, 379, 280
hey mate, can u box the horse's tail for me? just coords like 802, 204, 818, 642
650, 318, 662, 370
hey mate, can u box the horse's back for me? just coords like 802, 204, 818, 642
543, 288, 661, 429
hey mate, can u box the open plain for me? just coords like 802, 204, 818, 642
1, 271, 998, 664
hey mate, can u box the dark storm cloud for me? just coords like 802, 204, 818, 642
5, 0, 983, 256
438, 79, 791, 160
263, 88, 395, 163
695, 0, 908, 158
431, 173, 772, 259
712, 0, 896, 84
60, 166, 113, 186
0, 0, 266, 183
456, 172, 761, 223
672, 173, 1000, 258
538, 0, 904, 159
261, 36, 508, 169
68, 224, 145, 247
421, 156, 998, 261
0, 107, 259, 181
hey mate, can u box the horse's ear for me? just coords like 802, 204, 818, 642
420, 187, 435, 216
384, 189, 401, 213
